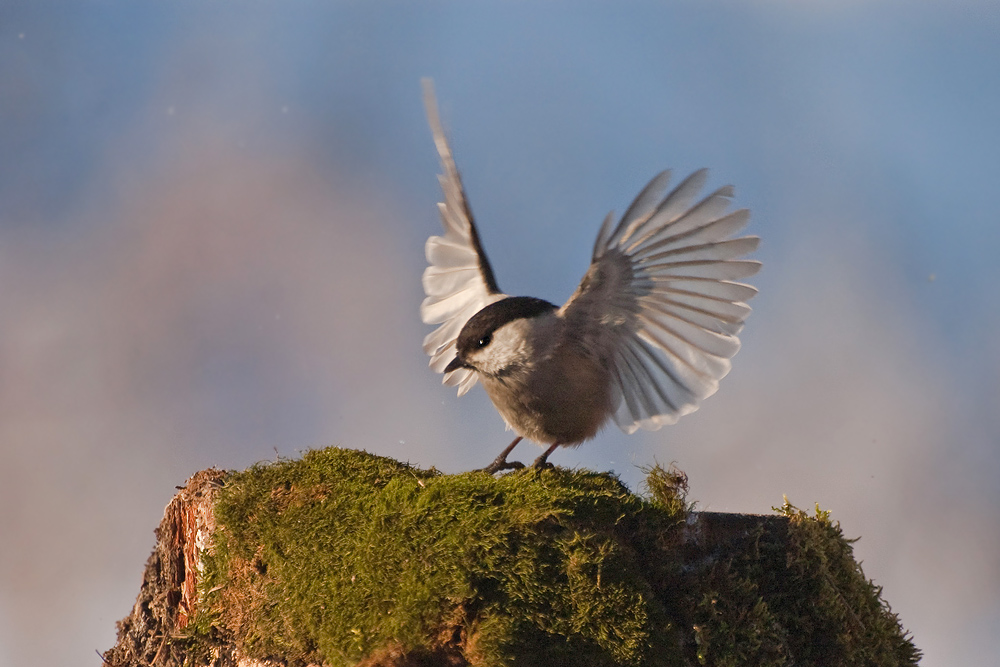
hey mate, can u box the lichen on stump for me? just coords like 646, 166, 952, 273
104, 448, 920, 667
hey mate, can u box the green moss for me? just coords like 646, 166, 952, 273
195, 448, 920, 667
640, 462, 693, 516
772, 500, 923, 666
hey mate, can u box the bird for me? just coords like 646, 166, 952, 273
419, 81, 760, 473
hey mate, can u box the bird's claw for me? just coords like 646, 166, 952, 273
478, 458, 526, 475
530, 456, 554, 470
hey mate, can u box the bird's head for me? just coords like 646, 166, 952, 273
446, 296, 557, 377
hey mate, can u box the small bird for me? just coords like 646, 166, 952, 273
420, 82, 760, 473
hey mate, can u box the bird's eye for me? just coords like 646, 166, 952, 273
477, 334, 492, 348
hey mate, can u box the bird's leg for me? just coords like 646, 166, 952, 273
479, 436, 526, 474
531, 442, 561, 470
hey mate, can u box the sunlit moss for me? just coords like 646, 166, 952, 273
192, 448, 919, 667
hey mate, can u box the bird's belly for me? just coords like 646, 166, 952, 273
482, 352, 613, 446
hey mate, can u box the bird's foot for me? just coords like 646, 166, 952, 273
478, 457, 526, 475
530, 442, 562, 470
530, 456, 554, 470
476, 436, 526, 475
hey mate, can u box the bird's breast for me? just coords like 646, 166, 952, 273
481, 341, 613, 446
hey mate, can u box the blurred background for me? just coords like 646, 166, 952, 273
1, 2, 997, 665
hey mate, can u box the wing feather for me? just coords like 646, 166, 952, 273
612, 347, 650, 423
419, 80, 507, 394
638, 236, 760, 265
633, 209, 751, 257
613, 169, 710, 251
640, 290, 752, 323
602, 170, 673, 250
646, 259, 762, 281
639, 309, 742, 358
561, 169, 760, 434
638, 295, 744, 335
623, 340, 681, 414
653, 278, 758, 303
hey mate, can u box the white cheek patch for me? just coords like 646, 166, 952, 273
470, 319, 537, 376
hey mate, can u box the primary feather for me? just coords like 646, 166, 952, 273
561, 171, 760, 433
419, 81, 507, 396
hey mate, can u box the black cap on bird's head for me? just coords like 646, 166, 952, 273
445, 296, 557, 373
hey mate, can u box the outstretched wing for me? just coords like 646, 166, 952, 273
419, 80, 507, 395
560, 169, 760, 433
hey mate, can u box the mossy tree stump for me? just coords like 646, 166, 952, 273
104, 448, 920, 667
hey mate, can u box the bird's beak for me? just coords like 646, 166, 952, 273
445, 357, 468, 373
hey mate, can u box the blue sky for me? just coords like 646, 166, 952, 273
0, 3, 997, 666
